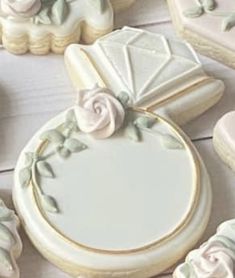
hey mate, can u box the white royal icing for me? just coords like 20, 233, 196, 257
0, 0, 115, 47
13, 27, 222, 278
13, 96, 212, 276
1, 0, 41, 18
170, 0, 235, 64
65, 27, 224, 125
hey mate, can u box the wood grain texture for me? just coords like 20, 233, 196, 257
0, 0, 235, 277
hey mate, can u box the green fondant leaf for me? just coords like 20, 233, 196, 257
40, 129, 65, 144
24, 152, 34, 168
134, 116, 156, 129
64, 138, 87, 153
64, 110, 79, 132
41, 195, 59, 213
117, 91, 130, 107
66, 109, 76, 123
0, 247, 14, 272
88, 0, 107, 13
183, 6, 204, 18
56, 146, 71, 158
0, 204, 14, 222
19, 167, 31, 187
203, 0, 216, 11
222, 13, 235, 31
33, 7, 51, 25
52, 0, 68, 25
177, 262, 192, 278
0, 223, 15, 246
161, 134, 184, 150
36, 161, 54, 178
124, 123, 141, 142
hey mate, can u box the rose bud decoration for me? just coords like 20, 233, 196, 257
75, 86, 125, 139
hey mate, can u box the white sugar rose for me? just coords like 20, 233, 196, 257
175, 240, 235, 278
1, 0, 41, 18
75, 86, 125, 139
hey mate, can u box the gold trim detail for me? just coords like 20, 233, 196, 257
30, 108, 201, 255
145, 77, 214, 111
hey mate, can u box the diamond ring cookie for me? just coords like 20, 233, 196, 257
14, 90, 212, 278
174, 220, 235, 278
0, 199, 22, 278
167, 0, 235, 69
213, 111, 235, 172
0, 0, 135, 55
65, 27, 224, 126
13, 28, 224, 277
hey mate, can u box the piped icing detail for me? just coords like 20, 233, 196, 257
65, 27, 224, 126
0, 0, 108, 26
19, 86, 184, 214
75, 86, 125, 139
184, 0, 235, 31
174, 220, 235, 278
0, 199, 22, 278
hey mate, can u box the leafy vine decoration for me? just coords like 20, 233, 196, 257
19, 109, 87, 213
184, 0, 235, 31
118, 92, 184, 148
32, 0, 107, 25
19, 92, 184, 215
32, 0, 75, 25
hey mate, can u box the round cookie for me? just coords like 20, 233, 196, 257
0, 198, 22, 278
0, 0, 135, 55
167, 0, 235, 69
213, 111, 235, 172
14, 86, 212, 277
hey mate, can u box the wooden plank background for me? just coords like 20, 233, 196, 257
0, 0, 235, 277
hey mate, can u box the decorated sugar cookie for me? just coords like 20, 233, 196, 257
213, 111, 235, 172
0, 199, 22, 278
167, 0, 235, 69
0, 0, 135, 55
13, 28, 224, 277
65, 27, 224, 126
174, 220, 235, 278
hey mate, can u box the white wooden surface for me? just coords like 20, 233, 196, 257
0, 0, 235, 277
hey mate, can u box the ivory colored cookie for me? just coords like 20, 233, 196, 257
0, 199, 22, 278
65, 27, 224, 126
167, 0, 235, 69
13, 86, 212, 277
13, 28, 224, 278
174, 219, 235, 277
213, 111, 235, 172
0, 0, 135, 55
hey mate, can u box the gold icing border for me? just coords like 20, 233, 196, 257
30, 108, 201, 255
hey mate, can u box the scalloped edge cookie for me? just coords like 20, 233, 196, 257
0, 0, 135, 55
